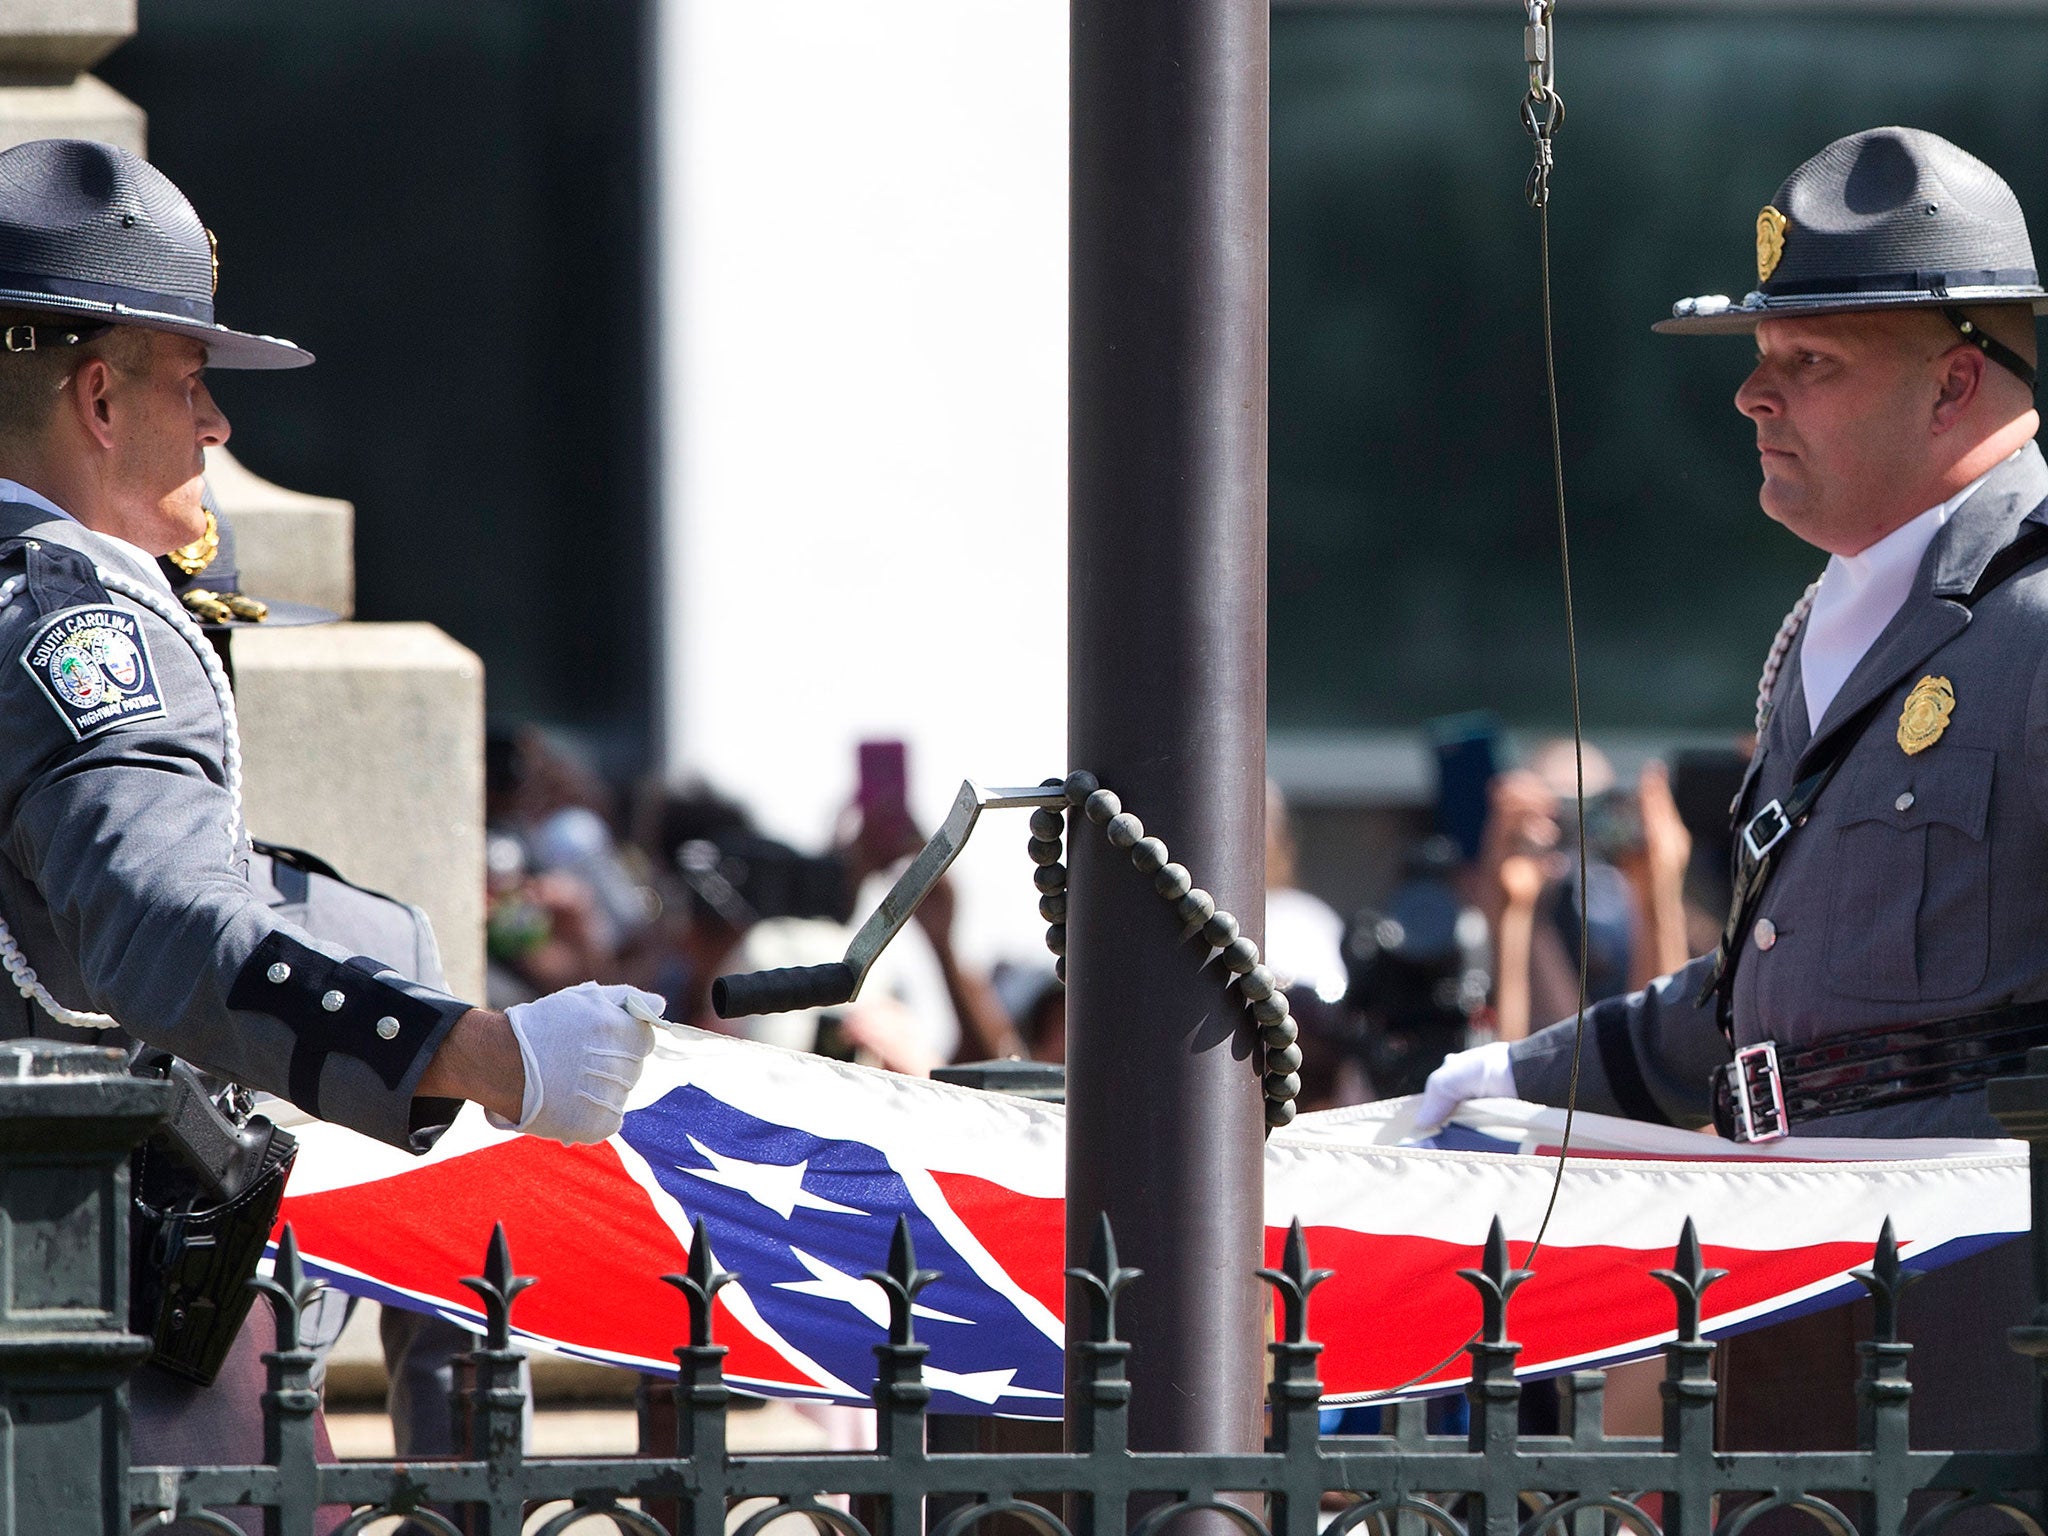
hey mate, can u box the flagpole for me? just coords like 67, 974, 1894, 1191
1066, 0, 1269, 1470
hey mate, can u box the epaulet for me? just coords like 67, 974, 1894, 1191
1965, 521, 2048, 607
0, 537, 113, 616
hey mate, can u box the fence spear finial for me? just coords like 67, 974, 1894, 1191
662, 1216, 737, 1350
249, 1222, 325, 1353
1257, 1217, 1333, 1346
864, 1214, 941, 1347
1852, 1217, 1922, 1344
461, 1221, 536, 1351
1067, 1211, 1143, 1345
1652, 1218, 1728, 1344
1457, 1216, 1533, 1345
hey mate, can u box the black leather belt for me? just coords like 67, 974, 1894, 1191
1712, 998, 2048, 1142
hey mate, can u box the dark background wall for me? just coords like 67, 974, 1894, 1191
99, 0, 655, 769
1271, 5, 2048, 736
96, 5, 2048, 766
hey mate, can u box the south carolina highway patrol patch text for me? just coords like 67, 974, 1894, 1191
19, 603, 168, 740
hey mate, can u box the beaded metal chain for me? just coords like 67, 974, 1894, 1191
1027, 770, 1301, 1129
0, 561, 244, 1031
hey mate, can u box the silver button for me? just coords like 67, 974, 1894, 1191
1753, 918, 1778, 951
266, 962, 291, 984
1895, 791, 1916, 812
375, 1016, 400, 1040
320, 990, 346, 1013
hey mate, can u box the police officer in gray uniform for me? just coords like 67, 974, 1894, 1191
1421, 126, 2048, 1454
0, 138, 662, 1518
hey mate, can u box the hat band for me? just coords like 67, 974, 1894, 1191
0, 269, 214, 325
1765, 267, 2040, 299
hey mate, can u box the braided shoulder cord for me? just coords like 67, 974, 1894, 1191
1754, 579, 1820, 734
0, 564, 244, 1030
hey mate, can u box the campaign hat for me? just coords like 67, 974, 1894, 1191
0, 139, 309, 369
1657, 127, 2047, 337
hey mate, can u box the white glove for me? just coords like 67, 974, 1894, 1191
498, 982, 662, 1144
1413, 1040, 1518, 1134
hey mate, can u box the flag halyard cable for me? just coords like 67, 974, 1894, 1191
1354, 0, 1584, 1405
1517, 0, 1585, 1282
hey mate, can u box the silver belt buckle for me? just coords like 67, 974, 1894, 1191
1742, 798, 1794, 862
1729, 1041, 1789, 1143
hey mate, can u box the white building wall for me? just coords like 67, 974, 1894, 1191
656, 1, 1069, 967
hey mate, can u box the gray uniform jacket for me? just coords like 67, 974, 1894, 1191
0, 503, 469, 1150
1511, 441, 2048, 1138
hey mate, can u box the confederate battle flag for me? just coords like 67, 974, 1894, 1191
271, 1028, 2025, 1417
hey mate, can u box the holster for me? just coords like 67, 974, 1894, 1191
129, 1116, 298, 1385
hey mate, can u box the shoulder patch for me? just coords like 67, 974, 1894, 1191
18, 603, 168, 741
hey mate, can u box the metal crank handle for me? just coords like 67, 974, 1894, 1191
710, 778, 1065, 1019
710, 962, 857, 1018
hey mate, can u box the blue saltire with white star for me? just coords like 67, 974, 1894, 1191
620, 1086, 1066, 1415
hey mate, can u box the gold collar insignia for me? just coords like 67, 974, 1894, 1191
166, 506, 219, 577
1897, 675, 1955, 755
1756, 206, 1789, 285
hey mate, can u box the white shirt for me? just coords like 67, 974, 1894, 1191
1800, 467, 1998, 732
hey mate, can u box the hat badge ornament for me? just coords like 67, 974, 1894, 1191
1756, 206, 1788, 285
1897, 675, 1955, 755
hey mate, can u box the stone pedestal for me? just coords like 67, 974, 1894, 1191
210, 448, 487, 1007
0, 0, 143, 155
204, 448, 354, 618
231, 623, 487, 1004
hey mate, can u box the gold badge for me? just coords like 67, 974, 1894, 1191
1897, 675, 1955, 755
166, 506, 219, 577
204, 228, 219, 296
1756, 206, 1789, 285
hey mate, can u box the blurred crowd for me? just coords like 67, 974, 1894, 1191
1293, 727, 1747, 1117
482, 728, 1029, 1077
483, 721, 1747, 1120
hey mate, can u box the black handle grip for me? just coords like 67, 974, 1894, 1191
142, 1054, 279, 1204
712, 962, 857, 1019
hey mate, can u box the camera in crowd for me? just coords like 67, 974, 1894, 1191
1337, 835, 1488, 1097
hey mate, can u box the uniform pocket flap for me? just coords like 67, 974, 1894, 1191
1834, 744, 1993, 839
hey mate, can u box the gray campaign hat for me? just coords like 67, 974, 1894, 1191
1656, 127, 2048, 339
0, 139, 310, 370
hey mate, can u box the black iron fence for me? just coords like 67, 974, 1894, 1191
14, 1040, 2048, 1536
